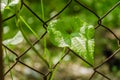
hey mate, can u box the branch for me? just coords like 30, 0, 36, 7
0, 10, 4, 80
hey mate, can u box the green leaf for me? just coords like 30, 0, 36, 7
3, 31, 24, 45
19, 16, 39, 39
47, 17, 94, 65
8, 0, 20, 6
1, 0, 20, 12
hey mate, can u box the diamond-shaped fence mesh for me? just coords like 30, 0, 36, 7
1, 0, 120, 80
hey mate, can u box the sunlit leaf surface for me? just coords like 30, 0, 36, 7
3, 31, 24, 45
1, 0, 20, 12
48, 17, 94, 64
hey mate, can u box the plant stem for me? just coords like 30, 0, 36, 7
5, 49, 14, 80
41, 0, 50, 67
41, 0, 44, 20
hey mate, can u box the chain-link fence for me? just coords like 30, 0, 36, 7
1, 0, 120, 80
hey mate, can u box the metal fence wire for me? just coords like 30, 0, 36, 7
2, 0, 120, 80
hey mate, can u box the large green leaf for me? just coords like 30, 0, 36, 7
47, 17, 94, 65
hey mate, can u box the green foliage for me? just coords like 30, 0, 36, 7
3, 31, 23, 45
47, 17, 94, 64
2, 0, 120, 79
1, 0, 20, 12
19, 16, 39, 39
1, 0, 21, 40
